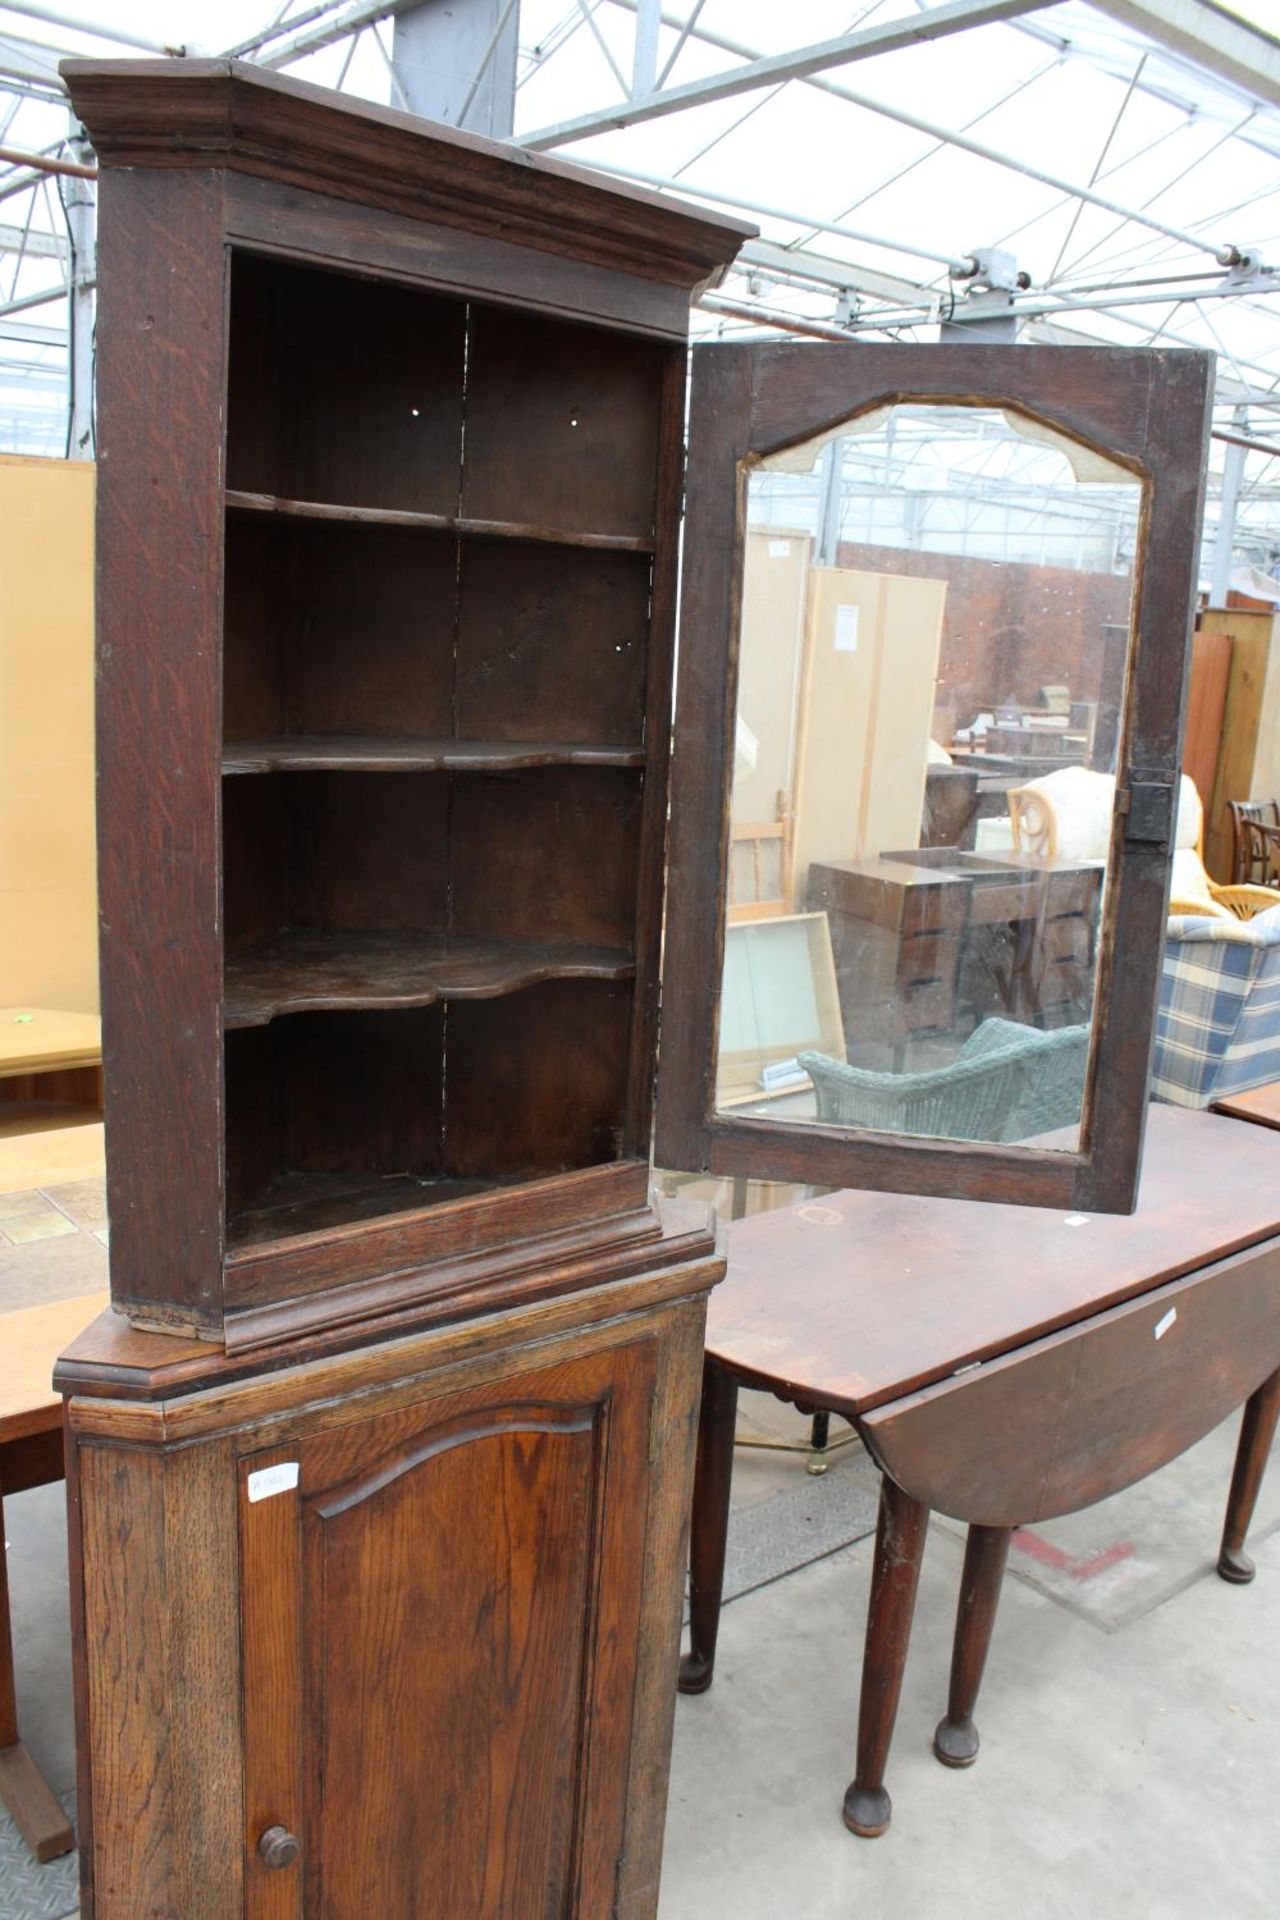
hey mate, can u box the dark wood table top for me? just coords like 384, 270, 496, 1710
709, 1106, 1280, 1418
1211, 1082, 1280, 1131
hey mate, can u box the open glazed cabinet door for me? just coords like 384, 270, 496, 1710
657, 342, 1214, 1213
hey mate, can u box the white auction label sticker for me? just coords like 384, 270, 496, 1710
1154, 1307, 1177, 1341
247, 1461, 300, 1503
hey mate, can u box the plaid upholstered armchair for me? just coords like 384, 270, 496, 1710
1151, 907, 1280, 1108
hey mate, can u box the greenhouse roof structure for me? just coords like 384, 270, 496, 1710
2, 0, 1278, 578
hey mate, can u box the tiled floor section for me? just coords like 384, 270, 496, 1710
0, 1173, 107, 1312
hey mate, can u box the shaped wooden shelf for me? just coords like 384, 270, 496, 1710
226, 1166, 503, 1248
225, 489, 656, 553
221, 737, 646, 775
223, 930, 636, 1029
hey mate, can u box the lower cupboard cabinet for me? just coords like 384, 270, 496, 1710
59, 1234, 721, 1920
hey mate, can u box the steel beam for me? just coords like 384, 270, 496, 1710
595, 2, 1247, 264
1211, 410, 1248, 603
391, 0, 519, 134
62, 115, 93, 458
0, 313, 62, 343
260, 0, 427, 70
0, 281, 66, 318
1089, 0, 1280, 109
0, 220, 65, 259
519, 0, 1063, 150
227, 2, 352, 60
632, 0, 661, 96
0, 3, 182, 57
0, 35, 65, 94
697, 292, 858, 342
740, 238, 929, 311
576, 157, 969, 279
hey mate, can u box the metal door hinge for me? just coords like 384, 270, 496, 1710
1118, 774, 1176, 845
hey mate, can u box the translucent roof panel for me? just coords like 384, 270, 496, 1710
1, 0, 1278, 566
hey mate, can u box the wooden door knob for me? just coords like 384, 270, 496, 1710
259, 1826, 300, 1870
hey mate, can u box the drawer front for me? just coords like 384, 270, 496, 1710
862, 1240, 1280, 1526
967, 877, 1034, 925
896, 930, 961, 989
902, 886, 966, 937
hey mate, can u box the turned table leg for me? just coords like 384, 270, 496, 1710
1218, 1367, 1280, 1585
807, 1409, 831, 1477
842, 1477, 929, 1839
678, 1362, 739, 1695
934, 1523, 1012, 1768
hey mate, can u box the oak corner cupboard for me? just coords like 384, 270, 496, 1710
58, 53, 1211, 1920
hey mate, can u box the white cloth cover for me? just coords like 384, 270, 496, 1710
1022, 767, 1201, 863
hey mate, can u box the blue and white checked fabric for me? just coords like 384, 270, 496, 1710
1152, 907, 1280, 1107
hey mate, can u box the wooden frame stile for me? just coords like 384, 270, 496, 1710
92, 161, 231, 1335
656, 342, 1214, 1214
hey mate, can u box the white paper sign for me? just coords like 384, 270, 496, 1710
768, 539, 790, 558
834, 604, 859, 652
247, 1461, 300, 1503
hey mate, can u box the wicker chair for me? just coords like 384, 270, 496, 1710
799, 1019, 1089, 1145
958, 1017, 1090, 1141
1168, 782, 1280, 920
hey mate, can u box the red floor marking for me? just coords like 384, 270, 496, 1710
1012, 1528, 1136, 1582
1067, 1540, 1135, 1583
1012, 1528, 1072, 1571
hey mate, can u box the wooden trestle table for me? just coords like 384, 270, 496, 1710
678, 1104, 1280, 1835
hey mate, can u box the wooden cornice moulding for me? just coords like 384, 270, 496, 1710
60, 57, 755, 292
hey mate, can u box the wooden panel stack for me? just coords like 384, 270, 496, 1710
1199, 606, 1280, 879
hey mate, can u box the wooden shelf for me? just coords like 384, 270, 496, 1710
226, 1169, 505, 1249
225, 490, 655, 554
222, 736, 645, 775
224, 930, 636, 1029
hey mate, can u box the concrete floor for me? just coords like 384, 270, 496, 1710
660, 1398, 1280, 1920
3, 1393, 1279, 1918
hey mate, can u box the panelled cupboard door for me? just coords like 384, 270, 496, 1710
658, 341, 1214, 1214
240, 1337, 657, 1919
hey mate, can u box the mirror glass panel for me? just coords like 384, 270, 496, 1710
715, 402, 1144, 1151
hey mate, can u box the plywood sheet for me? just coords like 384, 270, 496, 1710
0, 455, 98, 1011
792, 566, 946, 898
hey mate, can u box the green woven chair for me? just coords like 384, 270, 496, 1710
799, 1019, 1090, 1144
959, 1017, 1089, 1142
